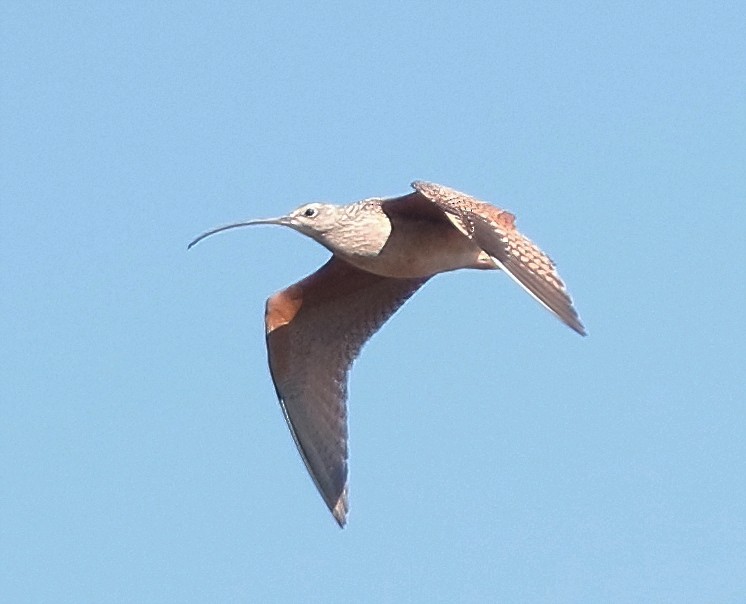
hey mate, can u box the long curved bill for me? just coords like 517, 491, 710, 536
187, 216, 289, 249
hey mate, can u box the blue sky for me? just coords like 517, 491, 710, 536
2, 2, 745, 602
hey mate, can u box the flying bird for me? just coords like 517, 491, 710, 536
189, 181, 585, 526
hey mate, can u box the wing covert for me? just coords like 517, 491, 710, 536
410, 181, 585, 335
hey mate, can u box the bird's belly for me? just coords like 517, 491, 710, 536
341, 223, 493, 278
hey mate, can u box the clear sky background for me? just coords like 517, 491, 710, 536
2, 2, 745, 602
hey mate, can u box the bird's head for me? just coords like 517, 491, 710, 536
187, 202, 348, 251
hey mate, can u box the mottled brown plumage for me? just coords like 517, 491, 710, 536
189, 181, 585, 526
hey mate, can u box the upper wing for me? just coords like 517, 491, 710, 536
411, 181, 586, 336
265, 256, 428, 526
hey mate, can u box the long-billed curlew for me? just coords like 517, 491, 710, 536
189, 181, 585, 526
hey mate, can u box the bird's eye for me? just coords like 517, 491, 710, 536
302, 207, 318, 218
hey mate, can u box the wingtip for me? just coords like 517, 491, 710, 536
331, 496, 348, 528
565, 313, 587, 337
572, 322, 588, 337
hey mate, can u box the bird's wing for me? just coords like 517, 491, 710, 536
265, 256, 427, 526
411, 181, 586, 336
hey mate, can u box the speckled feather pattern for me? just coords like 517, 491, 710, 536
411, 181, 585, 335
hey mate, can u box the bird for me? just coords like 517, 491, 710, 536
188, 181, 585, 527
